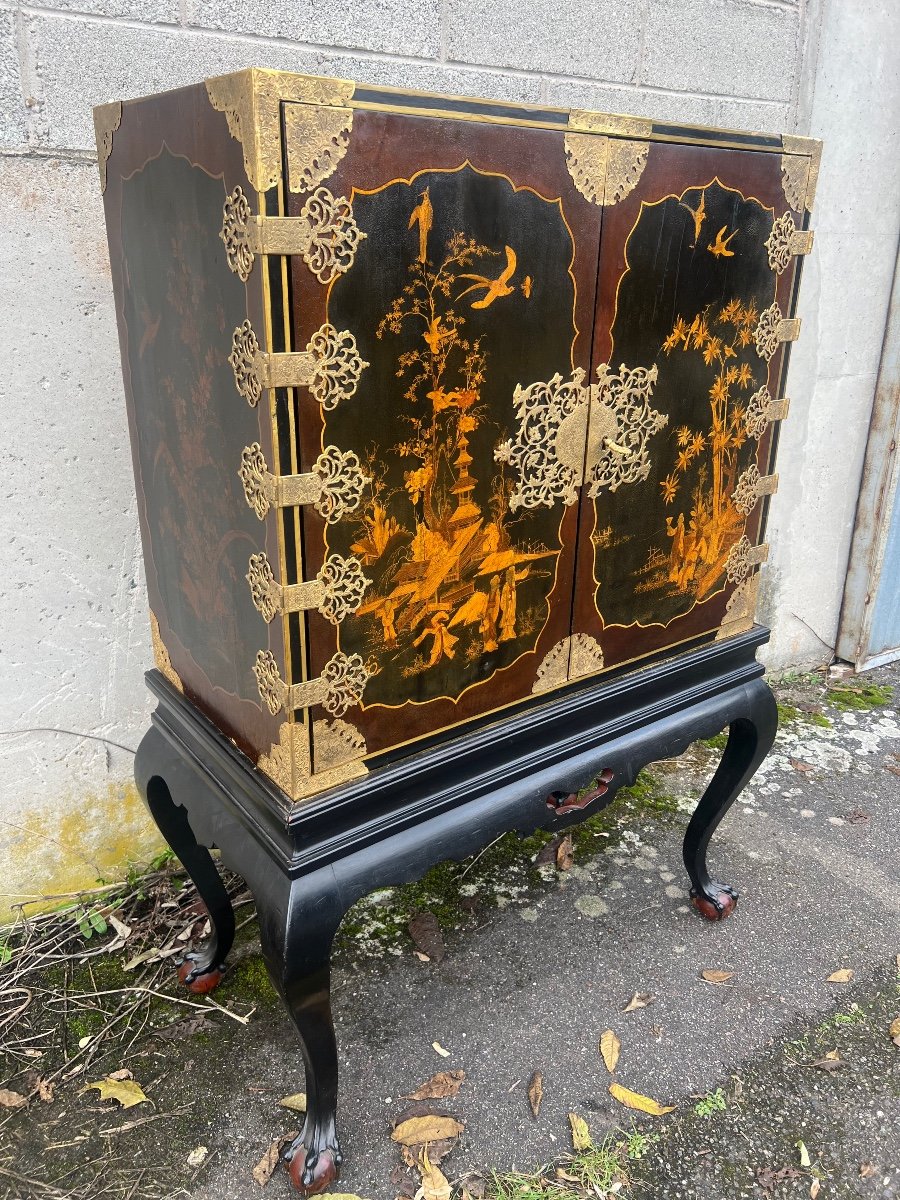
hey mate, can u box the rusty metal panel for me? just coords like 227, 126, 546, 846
837, 235, 900, 669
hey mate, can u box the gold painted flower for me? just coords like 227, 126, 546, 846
660, 473, 679, 504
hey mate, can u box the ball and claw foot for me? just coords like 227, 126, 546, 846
690, 883, 738, 922
177, 953, 225, 995
284, 1128, 342, 1195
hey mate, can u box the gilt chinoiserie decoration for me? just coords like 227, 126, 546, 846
96, 69, 818, 1196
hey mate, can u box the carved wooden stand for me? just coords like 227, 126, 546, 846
135, 626, 777, 1194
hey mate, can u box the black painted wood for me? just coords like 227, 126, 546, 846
134, 625, 776, 1193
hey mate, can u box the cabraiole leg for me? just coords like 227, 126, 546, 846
683, 676, 778, 920
257, 874, 344, 1196
136, 733, 236, 993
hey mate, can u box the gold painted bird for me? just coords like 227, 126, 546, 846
408, 188, 433, 263
423, 316, 455, 355
709, 225, 738, 258
678, 189, 706, 247
457, 245, 518, 309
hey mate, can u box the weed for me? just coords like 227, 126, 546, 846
625, 1128, 660, 1161
487, 1131, 630, 1199
694, 1088, 727, 1117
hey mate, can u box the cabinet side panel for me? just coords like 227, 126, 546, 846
99, 83, 285, 763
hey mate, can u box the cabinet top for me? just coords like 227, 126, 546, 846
95, 65, 821, 173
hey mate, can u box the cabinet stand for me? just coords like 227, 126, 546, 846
135, 626, 777, 1194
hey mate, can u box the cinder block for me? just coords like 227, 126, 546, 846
0, 154, 151, 747
311, 51, 545, 105
188, 0, 442, 61
28, 14, 545, 152
28, 0, 179, 21
447, 0, 642, 82
644, 0, 799, 101
0, 10, 26, 148
545, 76, 794, 136
27, 15, 320, 150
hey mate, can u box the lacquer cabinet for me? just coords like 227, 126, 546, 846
96, 70, 818, 1194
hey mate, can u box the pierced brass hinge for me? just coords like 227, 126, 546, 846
247, 551, 370, 624
766, 212, 815, 274
745, 387, 790, 439
220, 185, 365, 283
229, 320, 368, 409
238, 443, 370, 523
754, 302, 801, 362
725, 537, 769, 585
733, 466, 778, 516
254, 649, 371, 716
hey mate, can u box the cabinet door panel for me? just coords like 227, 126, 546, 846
572, 140, 806, 675
285, 106, 602, 761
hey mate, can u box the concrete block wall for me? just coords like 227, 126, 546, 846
1, 0, 896, 914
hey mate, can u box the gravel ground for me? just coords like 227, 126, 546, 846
3, 665, 899, 1200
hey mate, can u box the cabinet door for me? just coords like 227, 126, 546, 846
283, 103, 603, 762
570, 136, 812, 676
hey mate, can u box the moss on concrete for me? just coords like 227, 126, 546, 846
826, 682, 894, 711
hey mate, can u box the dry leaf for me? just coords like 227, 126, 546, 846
252, 1131, 296, 1187
432, 1042, 450, 1058
123, 947, 178, 971
812, 1050, 845, 1071
186, 1146, 209, 1168
391, 1115, 464, 1147
701, 969, 734, 985
415, 1149, 451, 1200
527, 1071, 543, 1119
279, 1092, 308, 1113
108, 1068, 133, 1081
826, 969, 853, 983
568, 1112, 592, 1152
406, 1071, 465, 1101
622, 992, 653, 1012
80, 1078, 150, 1109
409, 912, 445, 962
608, 1082, 675, 1116
798, 1141, 811, 1168
0, 1089, 26, 1109
599, 1029, 620, 1074
109, 913, 131, 939
810, 1179, 820, 1198
414, 952, 430, 962
888, 1016, 900, 1048
859, 1163, 875, 1178
556, 834, 575, 872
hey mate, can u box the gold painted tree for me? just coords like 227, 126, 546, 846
350, 216, 555, 672
659, 299, 758, 597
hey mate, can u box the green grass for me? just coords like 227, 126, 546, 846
487, 1130, 632, 1199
